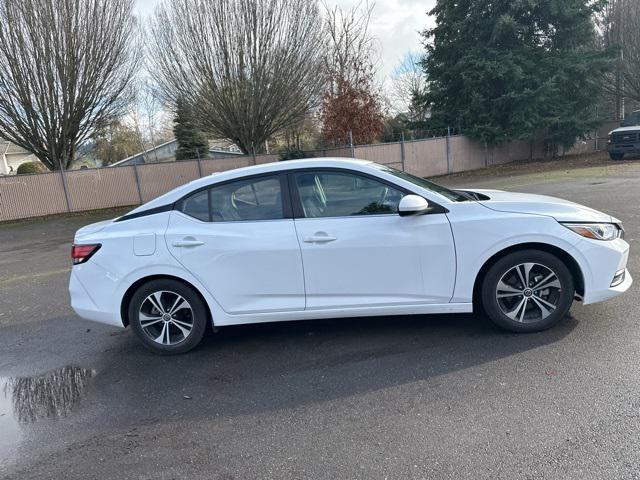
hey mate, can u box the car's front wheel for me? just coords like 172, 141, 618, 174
609, 152, 624, 160
129, 279, 208, 354
481, 250, 574, 332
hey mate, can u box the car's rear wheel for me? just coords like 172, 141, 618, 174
129, 279, 208, 354
609, 152, 624, 160
481, 250, 574, 332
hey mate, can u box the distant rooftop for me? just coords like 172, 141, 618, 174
109, 139, 244, 167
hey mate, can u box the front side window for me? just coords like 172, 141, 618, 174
293, 171, 404, 218
181, 176, 283, 222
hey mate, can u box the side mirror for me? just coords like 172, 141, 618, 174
398, 195, 430, 217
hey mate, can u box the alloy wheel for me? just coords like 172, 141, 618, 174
495, 262, 562, 323
138, 291, 194, 345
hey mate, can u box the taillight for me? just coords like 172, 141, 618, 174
71, 244, 101, 265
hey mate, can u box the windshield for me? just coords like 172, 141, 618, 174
373, 164, 469, 202
621, 111, 640, 127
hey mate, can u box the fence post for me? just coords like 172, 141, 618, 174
133, 163, 144, 204
196, 150, 203, 177
59, 166, 71, 212
400, 131, 406, 172
529, 139, 534, 162
348, 130, 355, 158
445, 126, 452, 174
484, 142, 489, 168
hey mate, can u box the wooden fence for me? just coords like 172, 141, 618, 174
0, 130, 612, 222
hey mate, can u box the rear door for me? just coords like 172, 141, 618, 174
166, 173, 305, 314
289, 169, 456, 310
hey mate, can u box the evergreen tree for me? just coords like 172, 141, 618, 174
173, 99, 209, 160
412, 0, 612, 150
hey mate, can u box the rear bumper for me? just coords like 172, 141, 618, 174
69, 268, 124, 328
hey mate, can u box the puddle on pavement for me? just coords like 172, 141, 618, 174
0, 366, 95, 465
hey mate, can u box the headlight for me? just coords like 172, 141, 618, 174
562, 222, 622, 241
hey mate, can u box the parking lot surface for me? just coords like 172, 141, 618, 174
1, 156, 639, 479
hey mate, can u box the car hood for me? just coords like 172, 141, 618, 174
470, 189, 613, 223
609, 126, 640, 135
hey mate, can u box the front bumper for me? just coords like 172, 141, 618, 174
610, 268, 632, 292
608, 143, 640, 155
579, 238, 632, 305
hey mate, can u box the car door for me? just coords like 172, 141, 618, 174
166, 173, 305, 314
290, 169, 456, 310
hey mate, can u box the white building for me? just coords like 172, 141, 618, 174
0, 141, 38, 175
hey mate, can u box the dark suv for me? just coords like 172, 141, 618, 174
608, 111, 640, 160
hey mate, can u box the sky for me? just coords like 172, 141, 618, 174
134, 0, 436, 82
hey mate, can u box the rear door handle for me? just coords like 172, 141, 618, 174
172, 239, 205, 248
303, 233, 337, 243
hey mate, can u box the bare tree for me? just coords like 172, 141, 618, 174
323, 0, 378, 91
597, 0, 640, 117
0, 0, 141, 170
619, 1, 640, 106
127, 81, 173, 162
321, 1, 384, 145
390, 52, 427, 118
148, 0, 326, 157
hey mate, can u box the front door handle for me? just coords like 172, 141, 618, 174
303, 233, 337, 243
172, 238, 205, 248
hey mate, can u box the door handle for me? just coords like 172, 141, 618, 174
303, 233, 337, 243
172, 239, 205, 248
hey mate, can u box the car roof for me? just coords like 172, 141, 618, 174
211, 157, 372, 179
128, 157, 375, 214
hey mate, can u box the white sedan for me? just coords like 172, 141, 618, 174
69, 158, 632, 354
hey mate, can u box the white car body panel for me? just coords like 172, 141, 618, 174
69, 158, 632, 330
473, 189, 613, 223
293, 213, 456, 309
166, 211, 306, 314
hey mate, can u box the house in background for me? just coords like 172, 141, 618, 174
0, 140, 98, 174
0, 137, 246, 174
109, 139, 243, 167
0, 141, 38, 175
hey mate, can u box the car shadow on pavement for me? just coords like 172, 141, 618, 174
0, 310, 580, 476
64, 312, 579, 428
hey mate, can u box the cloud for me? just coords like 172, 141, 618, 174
361, 0, 434, 78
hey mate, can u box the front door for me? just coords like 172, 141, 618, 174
290, 169, 456, 310
166, 174, 305, 314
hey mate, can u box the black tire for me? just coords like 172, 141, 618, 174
609, 152, 624, 161
481, 250, 574, 333
129, 279, 208, 355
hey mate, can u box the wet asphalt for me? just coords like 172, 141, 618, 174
1, 158, 640, 479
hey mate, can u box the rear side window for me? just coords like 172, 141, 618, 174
181, 190, 209, 222
180, 176, 284, 222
